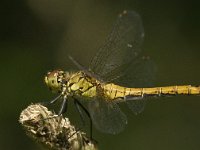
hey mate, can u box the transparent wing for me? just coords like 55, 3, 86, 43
88, 97, 127, 134
126, 98, 146, 115
89, 10, 144, 81
93, 56, 156, 115
122, 57, 156, 114
89, 10, 156, 115
114, 56, 156, 87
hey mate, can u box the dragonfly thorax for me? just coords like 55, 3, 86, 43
44, 70, 68, 93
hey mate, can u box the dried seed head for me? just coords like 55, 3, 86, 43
19, 103, 97, 150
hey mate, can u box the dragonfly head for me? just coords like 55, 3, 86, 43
44, 70, 64, 93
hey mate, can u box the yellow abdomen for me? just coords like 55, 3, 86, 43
103, 83, 200, 101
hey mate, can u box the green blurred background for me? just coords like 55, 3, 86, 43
1, 0, 200, 150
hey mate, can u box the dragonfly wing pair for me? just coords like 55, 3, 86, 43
87, 10, 156, 134
89, 10, 144, 80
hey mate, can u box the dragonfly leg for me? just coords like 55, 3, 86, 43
50, 94, 62, 104
40, 94, 62, 106
38, 96, 67, 125
74, 100, 85, 127
74, 98, 93, 139
57, 96, 68, 116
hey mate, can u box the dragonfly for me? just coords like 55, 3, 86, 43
44, 10, 200, 136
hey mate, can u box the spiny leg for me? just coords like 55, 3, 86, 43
37, 95, 65, 129
38, 96, 67, 136
74, 98, 93, 139
58, 96, 68, 116
40, 96, 67, 122
55, 96, 68, 132
40, 94, 62, 106
74, 100, 85, 127
41, 94, 66, 115
50, 94, 62, 104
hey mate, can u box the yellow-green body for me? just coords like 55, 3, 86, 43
65, 71, 200, 102
67, 71, 98, 100
44, 69, 200, 134
43, 10, 200, 135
